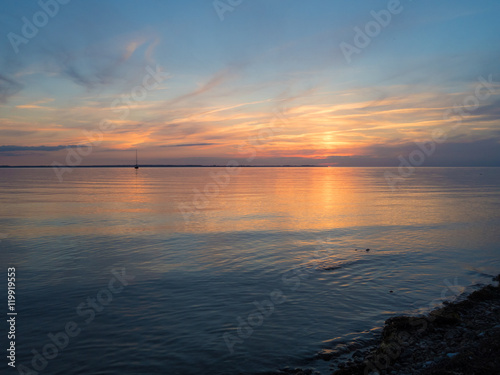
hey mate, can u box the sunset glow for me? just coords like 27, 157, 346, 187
1, 0, 500, 166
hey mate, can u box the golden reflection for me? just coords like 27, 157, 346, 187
185, 168, 370, 233
4, 167, 492, 241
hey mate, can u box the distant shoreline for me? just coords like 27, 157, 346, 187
1, 165, 499, 169
0, 165, 325, 168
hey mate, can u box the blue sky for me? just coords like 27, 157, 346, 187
1, 0, 500, 166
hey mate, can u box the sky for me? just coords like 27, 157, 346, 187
1, 0, 500, 166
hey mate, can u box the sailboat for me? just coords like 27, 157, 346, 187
134, 149, 139, 170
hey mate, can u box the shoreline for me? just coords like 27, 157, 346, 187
268, 275, 500, 375
330, 274, 500, 375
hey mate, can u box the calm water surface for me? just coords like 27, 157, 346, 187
1, 167, 499, 374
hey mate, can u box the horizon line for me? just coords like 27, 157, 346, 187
1, 165, 500, 168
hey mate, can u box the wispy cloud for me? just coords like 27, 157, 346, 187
15, 98, 55, 110
38, 35, 160, 90
169, 65, 243, 105
0, 74, 23, 103
161, 142, 218, 147
0, 145, 77, 152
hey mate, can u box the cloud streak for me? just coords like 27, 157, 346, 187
0, 145, 78, 152
161, 143, 218, 147
0, 74, 23, 103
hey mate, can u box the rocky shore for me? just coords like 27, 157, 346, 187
330, 274, 500, 375
269, 275, 500, 375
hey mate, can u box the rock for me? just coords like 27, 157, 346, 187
444, 329, 458, 339
330, 275, 500, 375
400, 350, 412, 360
463, 331, 476, 340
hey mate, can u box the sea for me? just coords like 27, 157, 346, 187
1, 167, 499, 375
